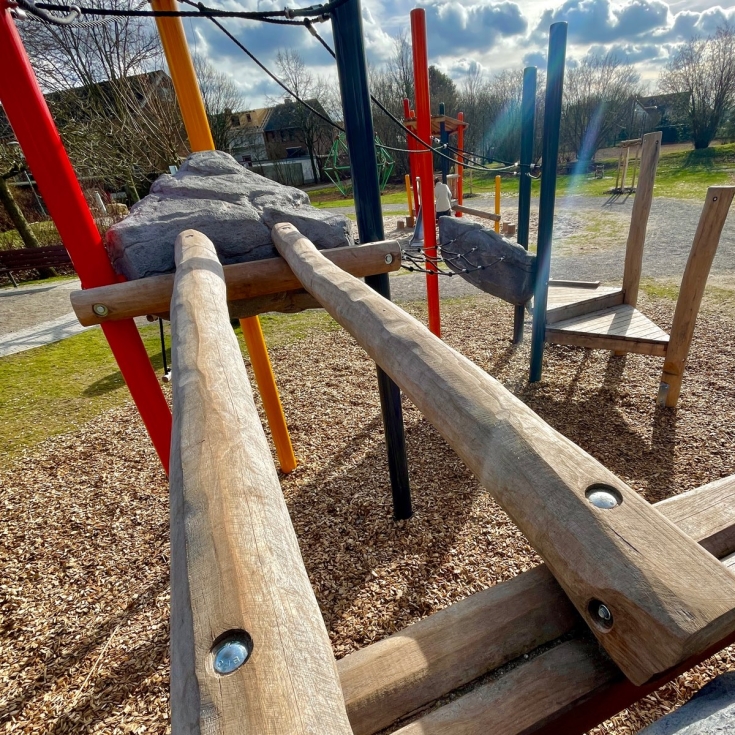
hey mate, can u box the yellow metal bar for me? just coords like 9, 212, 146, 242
494, 175, 501, 233
151, 0, 297, 473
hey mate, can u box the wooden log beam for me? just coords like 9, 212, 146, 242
338, 474, 735, 735
451, 203, 501, 222
271, 222, 735, 686
622, 131, 661, 308
70, 240, 400, 326
169, 229, 351, 734
660, 186, 735, 407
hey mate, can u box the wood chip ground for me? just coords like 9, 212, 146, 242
1, 293, 734, 734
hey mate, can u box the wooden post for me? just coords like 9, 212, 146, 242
620, 146, 631, 191
271, 222, 735, 687
169, 229, 351, 734
660, 186, 735, 407
621, 131, 661, 308
615, 149, 623, 191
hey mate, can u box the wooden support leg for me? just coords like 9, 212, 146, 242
660, 187, 735, 407
272, 222, 735, 687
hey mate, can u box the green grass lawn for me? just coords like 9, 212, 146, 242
0, 310, 339, 462
0, 219, 61, 250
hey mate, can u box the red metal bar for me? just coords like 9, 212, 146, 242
456, 111, 464, 217
0, 3, 172, 472
402, 98, 420, 213
410, 8, 440, 337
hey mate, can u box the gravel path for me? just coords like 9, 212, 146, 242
2, 192, 733, 354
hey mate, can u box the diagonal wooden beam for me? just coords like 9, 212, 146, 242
338, 475, 735, 735
272, 221, 735, 687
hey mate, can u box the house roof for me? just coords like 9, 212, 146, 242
263, 99, 331, 131
636, 92, 689, 109
231, 107, 271, 132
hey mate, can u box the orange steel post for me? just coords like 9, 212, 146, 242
151, 0, 296, 473
410, 8, 441, 337
456, 111, 464, 217
403, 98, 420, 212
404, 174, 414, 222
494, 175, 501, 233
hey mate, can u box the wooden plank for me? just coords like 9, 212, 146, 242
70, 240, 401, 326
546, 330, 668, 357
339, 474, 735, 735
547, 279, 601, 288
622, 131, 661, 308
549, 304, 669, 342
272, 222, 735, 686
451, 203, 501, 222
546, 286, 623, 324
661, 187, 735, 407
169, 229, 351, 735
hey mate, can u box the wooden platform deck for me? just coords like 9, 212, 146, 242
545, 283, 669, 356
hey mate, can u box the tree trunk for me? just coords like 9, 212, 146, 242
0, 176, 56, 279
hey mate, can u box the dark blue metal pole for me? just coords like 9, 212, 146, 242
529, 22, 567, 382
331, 0, 412, 520
439, 102, 448, 184
513, 66, 537, 344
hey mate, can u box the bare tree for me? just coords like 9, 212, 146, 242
0, 144, 41, 250
193, 55, 243, 151
660, 23, 735, 149
561, 52, 640, 162
273, 50, 336, 181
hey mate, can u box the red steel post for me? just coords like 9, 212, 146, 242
456, 111, 465, 217
410, 8, 441, 337
0, 3, 172, 472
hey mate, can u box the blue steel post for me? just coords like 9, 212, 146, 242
513, 66, 537, 344
439, 102, 448, 184
529, 23, 567, 381
331, 0, 412, 519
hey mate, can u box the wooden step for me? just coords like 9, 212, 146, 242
546, 303, 669, 356
546, 283, 624, 324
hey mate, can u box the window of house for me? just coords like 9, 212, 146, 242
246, 113, 252, 122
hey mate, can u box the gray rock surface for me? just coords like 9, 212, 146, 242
638, 672, 735, 734
106, 150, 353, 279
438, 216, 537, 306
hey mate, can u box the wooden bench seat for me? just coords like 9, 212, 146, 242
0, 245, 72, 287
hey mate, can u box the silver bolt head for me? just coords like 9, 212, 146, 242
92, 303, 109, 317
587, 489, 619, 509
597, 604, 612, 622
385, 253, 394, 264
213, 638, 251, 675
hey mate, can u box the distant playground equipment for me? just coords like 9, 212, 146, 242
323, 131, 394, 196
613, 137, 642, 193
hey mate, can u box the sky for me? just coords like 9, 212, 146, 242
181, 0, 735, 110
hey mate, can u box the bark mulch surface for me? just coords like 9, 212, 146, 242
1, 293, 734, 734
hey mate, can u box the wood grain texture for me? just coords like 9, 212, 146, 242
169, 229, 351, 735
545, 330, 668, 357
546, 286, 623, 325
70, 240, 400, 326
622, 131, 661, 308
272, 221, 735, 686
338, 473, 735, 735
661, 187, 735, 407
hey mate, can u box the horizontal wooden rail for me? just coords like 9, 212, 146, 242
272, 222, 735, 687
451, 203, 501, 221
338, 474, 735, 735
70, 240, 400, 326
169, 229, 351, 734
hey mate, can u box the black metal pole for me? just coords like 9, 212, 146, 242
529, 22, 567, 382
331, 0, 412, 520
513, 66, 537, 344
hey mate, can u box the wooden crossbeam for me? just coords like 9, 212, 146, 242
70, 240, 400, 326
338, 474, 735, 735
169, 230, 351, 734
451, 203, 501, 222
271, 222, 735, 687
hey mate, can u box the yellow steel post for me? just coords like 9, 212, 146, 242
151, 0, 297, 473
494, 175, 501, 233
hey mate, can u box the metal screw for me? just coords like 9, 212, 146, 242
92, 303, 109, 317
597, 604, 612, 623
713, 196, 719, 201
586, 486, 621, 509
385, 253, 394, 264
212, 633, 252, 675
